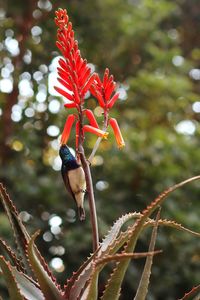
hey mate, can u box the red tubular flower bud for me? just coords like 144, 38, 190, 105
58, 72, 73, 90
83, 125, 108, 139
105, 81, 115, 101
95, 74, 102, 87
107, 92, 119, 109
57, 78, 72, 92
61, 114, 76, 145
72, 85, 81, 104
90, 85, 105, 108
109, 118, 125, 149
95, 91, 105, 108
58, 58, 68, 70
56, 41, 65, 54
78, 66, 91, 86
55, 9, 68, 28
76, 53, 82, 69
84, 109, 99, 128
54, 86, 74, 101
78, 58, 87, 73
81, 73, 96, 98
64, 102, 77, 109
104, 75, 113, 90
103, 68, 109, 87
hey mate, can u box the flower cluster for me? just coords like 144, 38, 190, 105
54, 8, 125, 149
90, 69, 125, 148
90, 68, 119, 110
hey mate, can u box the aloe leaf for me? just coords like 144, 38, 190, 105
67, 212, 199, 300
27, 230, 64, 300
68, 256, 98, 300
64, 248, 100, 300
0, 184, 33, 276
0, 256, 25, 300
80, 263, 99, 300
146, 218, 200, 237
11, 267, 44, 300
67, 207, 200, 300
101, 175, 200, 300
100, 212, 141, 253
81, 213, 200, 300
96, 251, 161, 267
178, 284, 200, 300
82, 251, 161, 300
67, 213, 140, 300
0, 238, 24, 272
134, 208, 160, 300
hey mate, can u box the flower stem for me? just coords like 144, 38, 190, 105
79, 144, 99, 251
78, 105, 99, 252
88, 110, 109, 164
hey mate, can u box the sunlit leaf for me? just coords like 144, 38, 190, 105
27, 231, 64, 300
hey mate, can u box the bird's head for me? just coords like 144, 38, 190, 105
59, 145, 74, 161
59, 145, 79, 169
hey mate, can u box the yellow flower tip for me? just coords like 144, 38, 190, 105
103, 132, 109, 140
118, 142, 125, 149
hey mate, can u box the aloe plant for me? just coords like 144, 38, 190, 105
0, 7, 200, 300
0, 177, 200, 300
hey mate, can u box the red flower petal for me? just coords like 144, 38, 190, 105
84, 109, 99, 128
64, 102, 77, 109
104, 75, 113, 90
78, 66, 90, 86
95, 74, 102, 87
57, 78, 72, 92
103, 68, 109, 87
90, 85, 105, 108
72, 84, 81, 104
58, 58, 68, 70
107, 92, 119, 109
105, 81, 115, 101
54, 86, 74, 101
109, 118, 125, 148
61, 114, 76, 145
81, 73, 96, 98
83, 125, 108, 139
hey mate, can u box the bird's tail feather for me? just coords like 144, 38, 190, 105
78, 206, 85, 221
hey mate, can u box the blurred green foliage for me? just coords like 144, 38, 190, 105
0, 0, 200, 299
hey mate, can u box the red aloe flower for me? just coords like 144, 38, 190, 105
83, 109, 99, 129
83, 125, 109, 139
55, 9, 109, 146
64, 102, 77, 109
54, 8, 96, 106
109, 118, 125, 149
61, 114, 76, 145
90, 68, 125, 149
90, 68, 119, 110
55, 10, 125, 149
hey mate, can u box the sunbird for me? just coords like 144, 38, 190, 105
59, 144, 86, 221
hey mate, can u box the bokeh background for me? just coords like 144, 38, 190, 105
0, 0, 200, 299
